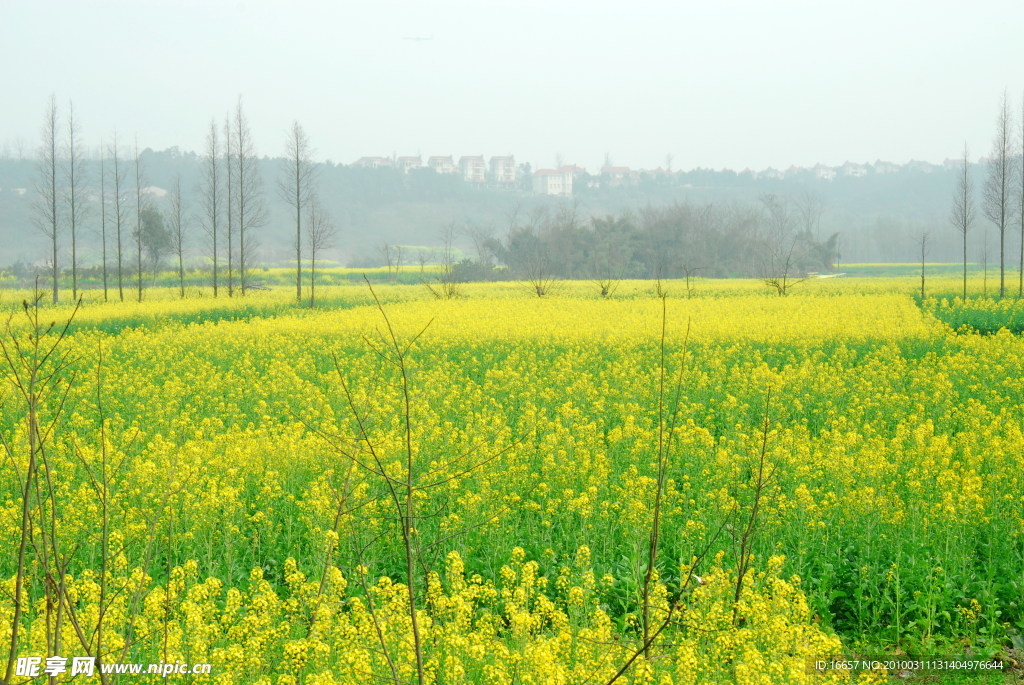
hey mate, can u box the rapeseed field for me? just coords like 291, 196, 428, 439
0, 278, 1020, 683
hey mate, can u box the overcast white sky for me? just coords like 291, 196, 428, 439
2, 0, 1022, 172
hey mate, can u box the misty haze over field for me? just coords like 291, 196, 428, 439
2, 0, 1023, 276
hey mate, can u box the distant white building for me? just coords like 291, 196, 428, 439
459, 155, 486, 183
396, 156, 422, 173
813, 164, 836, 181
489, 155, 516, 184
428, 155, 457, 174
839, 162, 868, 178
601, 165, 633, 186
354, 156, 392, 169
533, 168, 573, 196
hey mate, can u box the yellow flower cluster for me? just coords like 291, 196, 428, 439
1, 278, 1021, 682
2, 549, 847, 683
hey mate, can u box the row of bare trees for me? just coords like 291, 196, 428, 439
197, 106, 336, 306
33, 97, 180, 304
31, 95, 337, 305
951, 90, 1024, 300
197, 101, 266, 299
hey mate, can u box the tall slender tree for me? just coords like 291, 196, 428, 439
224, 115, 234, 297
983, 91, 1017, 299
133, 139, 147, 302
65, 100, 87, 301
99, 144, 109, 301
279, 121, 317, 303
109, 135, 128, 301
307, 197, 336, 308
201, 120, 221, 297
168, 175, 187, 298
234, 99, 265, 294
951, 143, 974, 300
33, 95, 60, 303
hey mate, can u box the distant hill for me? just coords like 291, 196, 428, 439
0, 150, 987, 269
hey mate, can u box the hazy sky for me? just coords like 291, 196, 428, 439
2, 0, 1022, 172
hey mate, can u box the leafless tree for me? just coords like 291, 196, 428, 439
108, 135, 128, 302
98, 145, 109, 301
394, 245, 404, 274
65, 101, 88, 301
168, 175, 187, 298
133, 139, 147, 301
950, 143, 974, 300
0, 292, 81, 684
760, 193, 790, 245
200, 120, 221, 297
465, 222, 495, 266
224, 115, 235, 297
759, 193, 806, 295
761, 241, 806, 296
424, 222, 461, 299
509, 205, 559, 297
591, 235, 623, 298
279, 121, 317, 303
379, 243, 394, 274
682, 264, 701, 298
794, 188, 826, 241
108, 136, 128, 298
306, 197, 336, 308
233, 99, 265, 294
33, 95, 61, 303
982, 91, 1018, 299
321, 281, 521, 684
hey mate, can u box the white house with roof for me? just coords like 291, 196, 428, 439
489, 155, 516, 184
428, 156, 457, 174
459, 155, 486, 183
532, 168, 574, 196
396, 156, 422, 174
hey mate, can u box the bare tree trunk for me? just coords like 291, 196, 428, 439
280, 121, 316, 304
201, 120, 220, 297
33, 95, 60, 304
234, 99, 265, 295
950, 143, 973, 301
168, 175, 186, 298
307, 197, 336, 308
983, 92, 1016, 299
236, 105, 246, 295
133, 140, 145, 302
99, 147, 109, 301
66, 101, 86, 302
110, 136, 127, 302
224, 115, 234, 297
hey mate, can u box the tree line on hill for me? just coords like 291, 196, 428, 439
4, 90, 1023, 302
